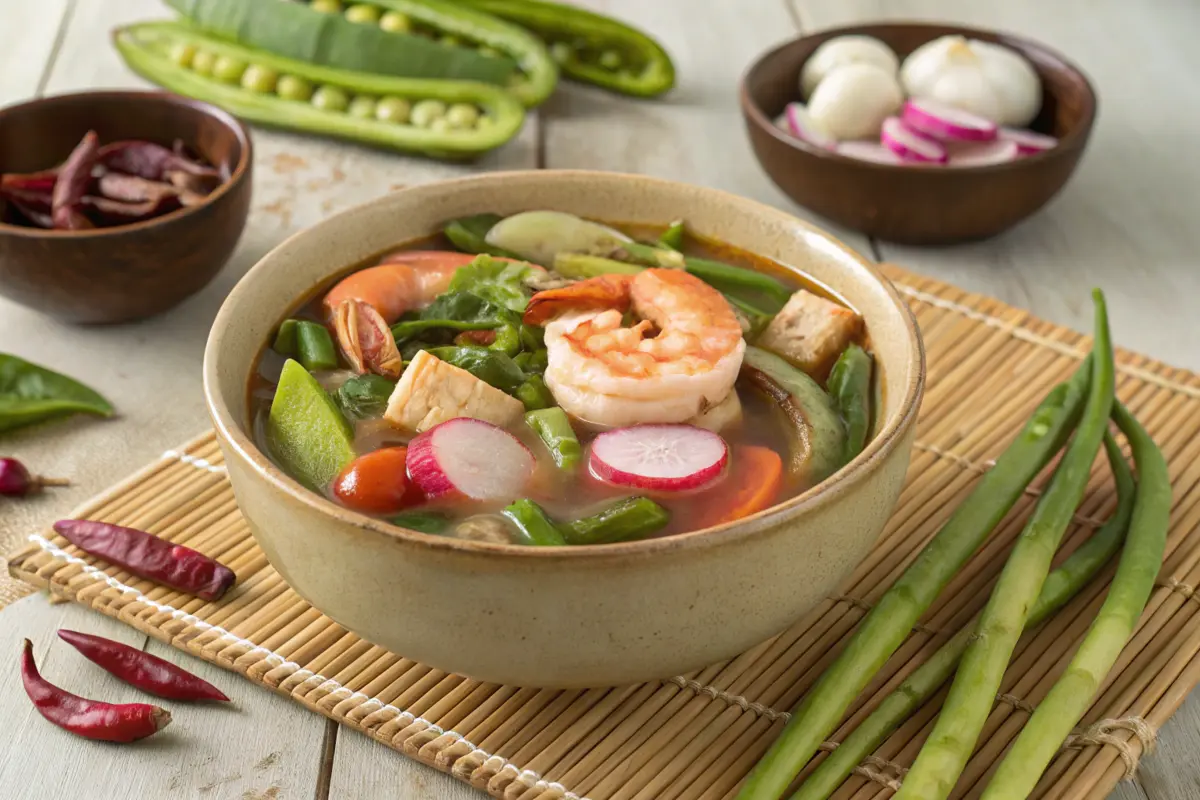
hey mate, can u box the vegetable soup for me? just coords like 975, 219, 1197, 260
250, 211, 875, 545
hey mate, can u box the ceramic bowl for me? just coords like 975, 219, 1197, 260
0, 90, 252, 323
740, 23, 1097, 244
203, 171, 924, 688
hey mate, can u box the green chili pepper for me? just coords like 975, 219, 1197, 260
561, 497, 670, 545
515, 374, 554, 410
295, 321, 338, 371
390, 511, 451, 534
658, 220, 685, 251
487, 323, 522, 356
444, 213, 522, 258
502, 499, 567, 546
524, 407, 580, 470
115, 22, 526, 159
426, 346, 525, 392
455, 0, 675, 97
828, 344, 874, 466
273, 319, 300, 355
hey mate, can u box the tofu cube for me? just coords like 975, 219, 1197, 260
384, 350, 525, 434
757, 290, 863, 377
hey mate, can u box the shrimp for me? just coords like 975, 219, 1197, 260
527, 269, 746, 428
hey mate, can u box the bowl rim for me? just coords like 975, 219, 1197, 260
738, 20, 1098, 174
203, 170, 926, 561
0, 89, 253, 238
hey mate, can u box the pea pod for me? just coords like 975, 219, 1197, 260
165, 0, 515, 84
114, 22, 525, 159
456, 0, 675, 97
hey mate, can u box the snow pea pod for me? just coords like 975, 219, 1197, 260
114, 23, 525, 159
456, 0, 675, 97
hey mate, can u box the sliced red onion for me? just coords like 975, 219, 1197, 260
835, 140, 903, 165
998, 127, 1058, 155
902, 98, 998, 142
946, 139, 1021, 167
783, 102, 836, 149
880, 117, 948, 163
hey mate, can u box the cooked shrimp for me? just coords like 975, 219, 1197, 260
531, 269, 746, 428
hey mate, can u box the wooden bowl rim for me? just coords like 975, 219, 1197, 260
0, 89, 253, 238
739, 20, 1099, 174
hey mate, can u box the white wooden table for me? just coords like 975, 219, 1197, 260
2, 1, 1197, 798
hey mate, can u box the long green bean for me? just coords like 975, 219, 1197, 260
562, 497, 669, 544
896, 291, 1114, 800
525, 407, 581, 470
735, 358, 1092, 800
503, 499, 567, 546
981, 400, 1169, 800
791, 431, 1135, 800
295, 320, 338, 371
658, 220, 685, 251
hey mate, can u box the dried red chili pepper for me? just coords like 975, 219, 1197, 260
82, 194, 181, 225
57, 630, 229, 702
97, 172, 180, 204
53, 519, 236, 601
0, 169, 58, 193
21, 639, 171, 742
0, 457, 69, 497
97, 140, 218, 181
50, 130, 100, 230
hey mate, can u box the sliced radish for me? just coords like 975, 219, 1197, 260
946, 139, 1021, 168
836, 140, 903, 165
588, 424, 728, 492
998, 127, 1058, 155
406, 418, 534, 501
784, 102, 837, 149
881, 117, 948, 163
902, 98, 998, 142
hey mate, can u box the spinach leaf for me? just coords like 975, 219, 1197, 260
420, 290, 517, 326
0, 354, 114, 434
443, 214, 522, 259
447, 254, 534, 313
427, 346, 526, 393
333, 375, 396, 421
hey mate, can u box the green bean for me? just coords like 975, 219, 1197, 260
736, 358, 1093, 800
212, 54, 247, 84
273, 319, 300, 356
276, 74, 315, 101
169, 42, 197, 67
295, 321, 339, 371
519, 323, 544, 351
658, 219, 685, 251
724, 294, 774, 338
502, 499, 567, 546
311, 85, 350, 112
240, 63, 279, 93
525, 407, 580, 470
379, 10, 412, 33
348, 95, 378, 118
827, 345, 873, 466
446, 102, 480, 129
553, 252, 643, 279
411, 98, 447, 127
682, 255, 791, 310
487, 324, 522, 356
896, 292, 1114, 800
561, 497, 670, 545
375, 95, 411, 123
791, 430, 1137, 800
344, 3, 382, 24
513, 349, 548, 375
191, 49, 217, 76
515, 375, 554, 410
390, 511, 450, 534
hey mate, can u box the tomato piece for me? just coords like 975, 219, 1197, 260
333, 447, 412, 515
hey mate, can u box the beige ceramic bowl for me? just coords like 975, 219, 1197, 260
203, 171, 924, 688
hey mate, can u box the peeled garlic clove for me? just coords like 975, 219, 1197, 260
800, 35, 899, 99
900, 35, 1042, 127
927, 66, 1004, 122
807, 63, 904, 141
972, 40, 1041, 127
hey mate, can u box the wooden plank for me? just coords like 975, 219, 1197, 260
1134, 693, 1200, 800
0, 0, 72, 104
792, 0, 1200, 371
327, 729, 481, 800
0, 595, 329, 799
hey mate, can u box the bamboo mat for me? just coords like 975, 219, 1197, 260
8, 264, 1200, 800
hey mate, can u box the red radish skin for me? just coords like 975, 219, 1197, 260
836, 140, 903, 165
881, 117, 948, 163
902, 98, 998, 142
947, 139, 1020, 167
406, 418, 534, 502
588, 425, 728, 492
784, 103, 836, 150
999, 127, 1058, 154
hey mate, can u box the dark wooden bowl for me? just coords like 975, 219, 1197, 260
0, 91, 252, 323
740, 23, 1097, 244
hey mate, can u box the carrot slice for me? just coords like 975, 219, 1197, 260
705, 446, 784, 526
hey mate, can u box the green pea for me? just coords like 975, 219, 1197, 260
379, 10, 411, 32
478, 45, 501, 59
276, 74, 315, 102
410, 99, 446, 128
440, 35, 462, 48
169, 42, 196, 68
212, 55, 247, 84
598, 50, 623, 70
344, 3, 381, 24
191, 50, 217, 76
309, 0, 343, 12
477, 115, 495, 130
550, 41, 572, 65
375, 96, 411, 124
348, 95, 377, 119
241, 64, 279, 94
429, 117, 451, 133
445, 103, 479, 129
311, 85, 350, 112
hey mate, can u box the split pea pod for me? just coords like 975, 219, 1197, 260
455, 0, 675, 97
114, 22, 525, 159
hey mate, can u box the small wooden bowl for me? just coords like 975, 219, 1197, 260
740, 23, 1097, 244
0, 91, 252, 323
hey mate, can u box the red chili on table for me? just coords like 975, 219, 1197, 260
53, 519, 236, 601
21, 639, 171, 743
57, 629, 229, 702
